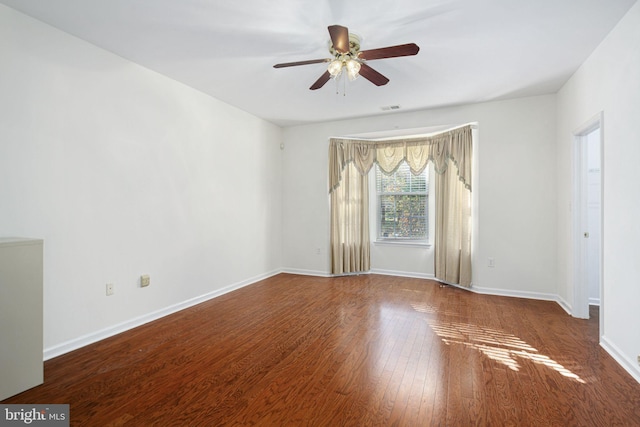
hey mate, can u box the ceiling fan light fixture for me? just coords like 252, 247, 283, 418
346, 59, 361, 81
328, 59, 344, 77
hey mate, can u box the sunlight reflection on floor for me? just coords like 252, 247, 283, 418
411, 302, 585, 383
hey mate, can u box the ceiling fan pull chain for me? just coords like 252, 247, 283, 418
343, 72, 347, 96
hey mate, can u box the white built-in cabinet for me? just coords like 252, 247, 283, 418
0, 238, 43, 400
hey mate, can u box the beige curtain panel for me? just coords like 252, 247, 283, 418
330, 162, 370, 275
329, 125, 473, 285
435, 154, 472, 286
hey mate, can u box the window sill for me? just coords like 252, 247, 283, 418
374, 240, 431, 248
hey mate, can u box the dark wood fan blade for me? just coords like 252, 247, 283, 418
310, 71, 331, 90
358, 63, 389, 86
274, 58, 330, 68
328, 25, 349, 54
358, 43, 420, 60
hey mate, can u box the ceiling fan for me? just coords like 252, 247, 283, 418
273, 25, 420, 90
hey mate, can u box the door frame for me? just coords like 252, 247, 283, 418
572, 112, 604, 334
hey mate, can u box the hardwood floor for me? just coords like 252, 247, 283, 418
3, 274, 640, 426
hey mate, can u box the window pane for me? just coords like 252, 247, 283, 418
409, 217, 426, 237
408, 195, 426, 215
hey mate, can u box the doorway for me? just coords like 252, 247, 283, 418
573, 113, 603, 328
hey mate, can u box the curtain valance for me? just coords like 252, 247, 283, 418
329, 125, 473, 193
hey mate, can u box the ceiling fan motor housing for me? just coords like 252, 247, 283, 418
329, 33, 361, 58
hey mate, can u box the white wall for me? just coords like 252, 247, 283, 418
556, 1, 640, 380
0, 5, 283, 356
282, 95, 558, 299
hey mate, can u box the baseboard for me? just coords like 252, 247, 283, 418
370, 268, 435, 280
600, 336, 640, 384
43, 269, 283, 360
555, 295, 573, 316
281, 267, 332, 277
470, 284, 560, 303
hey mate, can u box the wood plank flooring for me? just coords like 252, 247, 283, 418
3, 273, 640, 426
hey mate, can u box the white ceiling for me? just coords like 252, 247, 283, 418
1, 0, 636, 127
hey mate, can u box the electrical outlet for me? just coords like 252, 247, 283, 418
488, 257, 495, 268
637, 354, 640, 365
106, 283, 114, 296
140, 275, 150, 287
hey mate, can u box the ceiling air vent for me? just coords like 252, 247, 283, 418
381, 105, 401, 111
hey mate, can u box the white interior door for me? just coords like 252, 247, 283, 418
573, 114, 603, 322
585, 129, 601, 306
